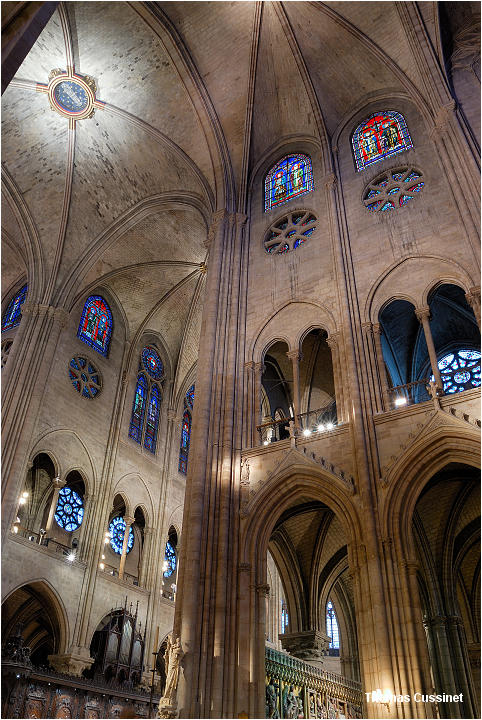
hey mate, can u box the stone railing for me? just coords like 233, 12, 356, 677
265, 646, 362, 718
257, 401, 337, 445
388, 379, 430, 408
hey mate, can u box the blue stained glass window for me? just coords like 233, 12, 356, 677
142, 346, 163, 380
54, 487, 84, 532
264, 154, 313, 212
186, 384, 195, 410
163, 541, 177, 577
109, 516, 134, 555
129, 375, 148, 443
2, 284, 27, 331
326, 601, 339, 649
431, 349, 481, 394
179, 385, 195, 474
77, 295, 112, 357
352, 111, 413, 172
144, 385, 160, 452
281, 601, 289, 634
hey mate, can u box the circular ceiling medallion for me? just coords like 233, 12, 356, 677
48, 69, 97, 120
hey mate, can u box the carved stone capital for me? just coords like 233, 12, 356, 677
286, 350, 302, 362
52, 476, 66, 490
48, 649, 94, 676
205, 209, 228, 248
254, 361, 265, 375
415, 306, 431, 323
280, 630, 331, 663
323, 172, 337, 188
430, 100, 457, 137
255, 583, 270, 597
326, 333, 339, 348
123, 515, 135, 528
372, 322, 382, 336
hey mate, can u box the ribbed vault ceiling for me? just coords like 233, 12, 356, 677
2, 1, 451, 393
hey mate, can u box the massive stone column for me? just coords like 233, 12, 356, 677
326, 332, 346, 423
372, 324, 391, 412
174, 210, 248, 719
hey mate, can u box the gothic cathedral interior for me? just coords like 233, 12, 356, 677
1, 2, 480, 719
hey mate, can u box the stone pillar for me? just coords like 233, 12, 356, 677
243, 361, 255, 448
138, 526, 155, 587
44, 476, 66, 535
76, 494, 93, 562
423, 616, 462, 718
465, 286, 481, 330
415, 307, 443, 390
286, 350, 302, 429
326, 333, 344, 423
372, 324, 391, 411
254, 361, 265, 443
118, 515, 135, 581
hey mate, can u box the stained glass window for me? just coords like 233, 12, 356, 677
281, 600, 289, 634
186, 384, 195, 410
54, 487, 84, 532
69, 357, 102, 398
77, 295, 113, 357
129, 374, 148, 443
264, 155, 313, 212
431, 349, 481, 394
352, 111, 413, 172
144, 385, 160, 452
142, 346, 164, 380
2, 284, 27, 331
129, 346, 164, 453
326, 601, 339, 649
109, 516, 134, 555
179, 384, 195, 474
163, 541, 177, 577
363, 167, 424, 212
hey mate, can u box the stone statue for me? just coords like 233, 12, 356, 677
283, 685, 298, 719
265, 679, 279, 718
158, 636, 183, 718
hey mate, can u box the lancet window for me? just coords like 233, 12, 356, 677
2, 284, 28, 331
179, 384, 195, 474
129, 345, 163, 453
77, 295, 113, 357
352, 111, 413, 172
264, 154, 313, 212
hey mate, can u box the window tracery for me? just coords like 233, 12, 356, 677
129, 346, 163, 453
352, 111, 413, 172
363, 167, 425, 213
431, 349, 481, 394
264, 211, 317, 254
2, 284, 27, 331
109, 516, 134, 555
54, 487, 84, 532
264, 155, 313, 212
77, 295, 113, 357
1, 339, 13, 368
179, 384, 195, 474
69, 357, 102, 398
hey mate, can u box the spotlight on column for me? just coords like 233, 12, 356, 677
317, 424, 325, 432
99, 562, 105, 570
18, 496, 27, 505
263, 440, 269, 446
303, 428, 311, 436
67, 552, 76, 562
22, 491, 29, 498
325, 422, 334, 430
394, 397, 407, 407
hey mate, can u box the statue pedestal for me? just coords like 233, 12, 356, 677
157, 698, 177, 718
280, 630, 330, 666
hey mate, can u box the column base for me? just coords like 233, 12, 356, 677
47, 647, 94, 676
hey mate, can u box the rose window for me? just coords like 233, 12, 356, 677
264, 211, 317, 254
430, 349, 481, 394
69, 357, 101, 398
363, 167, 424, 213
